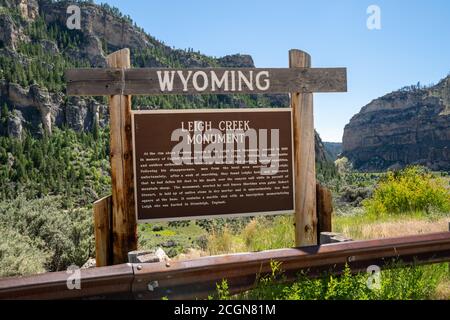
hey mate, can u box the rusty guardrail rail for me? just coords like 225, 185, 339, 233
1, 232, 450, 300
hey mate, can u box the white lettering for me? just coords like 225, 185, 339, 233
177, 71, 193, 92
256, 71, 270, 91
211, 71, 229, 91
238, 71, 253, 91
157, 71, 176, 91
192, 71, 209, 92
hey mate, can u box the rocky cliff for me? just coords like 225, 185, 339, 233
323, 142, 342, 161
343, 76, 450, 171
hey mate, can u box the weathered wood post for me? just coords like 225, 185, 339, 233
93, 195, 112, 266
106, 49, 137, 264
290, 49, 318, 246
317, 183, 333, 236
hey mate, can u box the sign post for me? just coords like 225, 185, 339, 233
290, 49, 317, 247
106, 49, 137, 264
65, 48, 347, 265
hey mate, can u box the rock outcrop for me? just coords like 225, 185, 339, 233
217, 54, 254, 68
343, 76, 450, 171
315, 132, 332, 163
7, 109, 23, 138
0, 80, 107, 137
1, 0, 38, 20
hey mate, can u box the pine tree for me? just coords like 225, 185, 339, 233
1, 103, 8, 125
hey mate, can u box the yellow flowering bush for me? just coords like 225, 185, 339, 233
363, 166, 450, 216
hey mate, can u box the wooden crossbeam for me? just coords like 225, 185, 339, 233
65, 67, 347, 96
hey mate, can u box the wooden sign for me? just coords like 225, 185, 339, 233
65, 48, 348, 265
66, 67, 347, 96
132, 108, 295, 222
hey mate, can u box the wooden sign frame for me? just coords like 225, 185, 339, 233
66, 48, 347, 266
131, 108, 296, 223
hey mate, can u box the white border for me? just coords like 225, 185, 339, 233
132, 108, 295, 223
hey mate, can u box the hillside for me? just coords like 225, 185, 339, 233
323, 142, 342, 161
0, 0, 291, 138
0, 0, 338, 277
343, 76, 450, 171
0, 0, 333, 160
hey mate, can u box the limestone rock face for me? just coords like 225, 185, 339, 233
0, 80, 106, 136
65, 96, 107, 132
315, 131, 331, 163
1, 81, 58, 135
7, 109, 23, 139
38, 0, 147, 65
0, 0, 39, 20
17, 0, 38, 20
29, 84, 54, 134
0, 12, 24, 50
217, 54, 254, 68
343, 76, 450, 171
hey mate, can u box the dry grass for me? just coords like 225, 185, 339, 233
433, 278, 450, 300
172, 248, 208, 261
204, 227, 246, 256
335, 216, 450, 240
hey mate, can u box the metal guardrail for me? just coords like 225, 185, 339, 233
1, 232, 450, 300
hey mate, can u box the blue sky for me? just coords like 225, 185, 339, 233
94, 0, 450, 142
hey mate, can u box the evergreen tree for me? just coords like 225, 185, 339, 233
1, 103, 8, 126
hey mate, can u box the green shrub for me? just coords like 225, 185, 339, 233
375, 261, 443, 300
207, 227, 234, 255
363, 166, 450, 216
214, 261, 447, 300
340, 186, 373, 206
0, 195, 94, 272
0, 225, 50, 277
196, 217, 252, 234
241, 216, 295, 252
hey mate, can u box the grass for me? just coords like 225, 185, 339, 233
202, 212, 450, 254
138, 221, 205, 257
334, 211, 449, 240
434, 278, 450, 300
218, 262, 450, 300
201, 211, 450, 300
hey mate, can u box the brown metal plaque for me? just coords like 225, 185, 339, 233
132, 108, 294, 222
